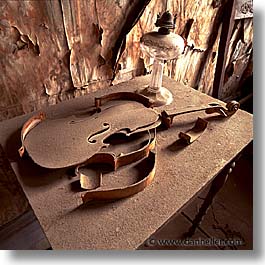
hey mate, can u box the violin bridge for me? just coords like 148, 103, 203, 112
178, 117, 208, 144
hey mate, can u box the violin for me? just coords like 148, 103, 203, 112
19, 92, 239, 203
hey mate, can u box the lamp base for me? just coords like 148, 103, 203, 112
136, 86, 173, 107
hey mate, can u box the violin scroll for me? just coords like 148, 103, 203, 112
226, 100, 240, 115
205, 100, 240, 117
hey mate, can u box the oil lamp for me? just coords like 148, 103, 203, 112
137, 11, 185, 106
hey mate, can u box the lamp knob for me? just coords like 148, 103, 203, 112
155, 11, 176, 34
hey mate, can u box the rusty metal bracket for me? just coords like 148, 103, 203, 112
179, 118, 208, 144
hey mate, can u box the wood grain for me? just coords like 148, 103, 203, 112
0, 0, 151, 121
0, 0, 253, 121
115, 0, 253, 98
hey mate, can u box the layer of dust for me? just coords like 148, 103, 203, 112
0, 76, 253, 249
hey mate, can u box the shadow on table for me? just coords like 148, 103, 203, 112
4, 128, 73, 188
164, 114, 232, 154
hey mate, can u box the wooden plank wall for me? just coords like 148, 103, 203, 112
0, 0, 151, 121
115, 0, 253, 100
0, 0, 253, 121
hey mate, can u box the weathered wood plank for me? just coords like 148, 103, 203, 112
212, 0, 236, 98
0, 0, 253, 122
220, 18, 253, 100
0, 0, 72, 120
0, 0, 151, 121
115, 0, 253, 98
114, 0, 224, 93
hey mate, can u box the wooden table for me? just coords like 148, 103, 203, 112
0, 76, 253, 249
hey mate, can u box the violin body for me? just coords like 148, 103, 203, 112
22, 99, 159, 169
19, 91, 239, 203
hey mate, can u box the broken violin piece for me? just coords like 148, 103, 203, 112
161, 100, 240, 128
179, 118, 208, 144
18, 91, 239, 203
19, 94, 159, 169
77, 130, 156, 203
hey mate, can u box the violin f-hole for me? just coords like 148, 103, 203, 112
87, 122, 111, 144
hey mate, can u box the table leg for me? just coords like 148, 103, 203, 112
182, 158, 238, 238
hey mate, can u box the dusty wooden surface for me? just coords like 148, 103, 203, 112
139, 145, 253, 250
0, 0, 253, 121
0, 76, 253, 249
